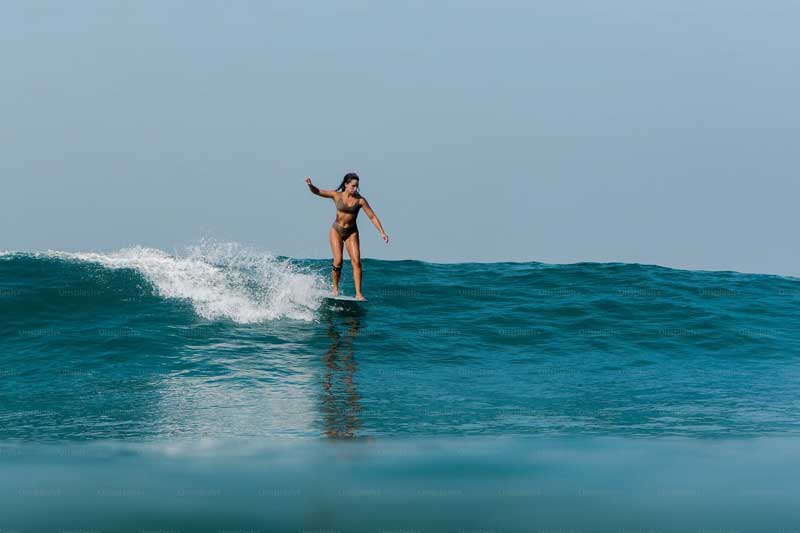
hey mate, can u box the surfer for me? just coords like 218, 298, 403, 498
305, 172, 389, 301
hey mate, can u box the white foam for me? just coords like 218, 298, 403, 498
43, 241, 327, 323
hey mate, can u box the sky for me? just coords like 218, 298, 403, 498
1, 0, 798, 276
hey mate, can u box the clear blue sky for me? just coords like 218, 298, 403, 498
2, 1, 798, 276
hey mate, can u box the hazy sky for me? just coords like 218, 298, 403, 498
2, 1, 798, 276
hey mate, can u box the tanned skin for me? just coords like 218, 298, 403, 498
306, 177, 388, 300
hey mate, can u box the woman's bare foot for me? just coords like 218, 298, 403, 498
356, 293, 367, 301
332, 286, 340, 297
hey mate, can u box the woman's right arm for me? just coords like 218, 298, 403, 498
305, 177, 335, 198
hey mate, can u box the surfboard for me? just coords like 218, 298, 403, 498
323, 295, 367, 303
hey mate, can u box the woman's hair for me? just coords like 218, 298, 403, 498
335, 172, 360, 192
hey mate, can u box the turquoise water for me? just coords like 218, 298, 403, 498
2, 437, 799, 532
2, 243, 799, 530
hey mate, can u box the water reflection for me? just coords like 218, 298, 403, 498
321, 311, 363, 438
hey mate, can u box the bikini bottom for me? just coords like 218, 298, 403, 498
332, 221, 358, 240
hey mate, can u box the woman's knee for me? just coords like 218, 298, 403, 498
350, 259, 361, 269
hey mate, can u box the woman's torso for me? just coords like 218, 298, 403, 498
334, 193, 362, 227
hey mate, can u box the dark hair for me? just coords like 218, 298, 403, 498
335, 172, 359, 192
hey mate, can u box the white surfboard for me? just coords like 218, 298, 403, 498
323, 294, 367, 303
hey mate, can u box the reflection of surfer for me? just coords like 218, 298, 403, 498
305, 173, 388, 301
321, 315, 362, 438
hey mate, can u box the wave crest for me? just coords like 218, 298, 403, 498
43, 241, 326, 323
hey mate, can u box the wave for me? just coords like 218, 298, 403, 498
2, 242, 799, 330
3, 242, 800, 440
2, 241, 328, 323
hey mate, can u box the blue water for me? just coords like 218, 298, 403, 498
2, 243, 799, 530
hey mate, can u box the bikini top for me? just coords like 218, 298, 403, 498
336, 195, 361, 214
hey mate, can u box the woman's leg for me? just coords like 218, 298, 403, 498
345, 231, 364, 299
329, 225, 344, 296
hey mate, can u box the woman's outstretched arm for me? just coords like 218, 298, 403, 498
361, 199, 389, 244
305, 177, 335, 198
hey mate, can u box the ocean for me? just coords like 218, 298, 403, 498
1, 242, 799, 531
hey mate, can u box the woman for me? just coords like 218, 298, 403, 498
305, 172, 389, 300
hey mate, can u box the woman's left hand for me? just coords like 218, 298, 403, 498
381, 233, 389, 244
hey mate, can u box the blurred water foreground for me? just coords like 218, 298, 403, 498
1, 436, 798, 532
